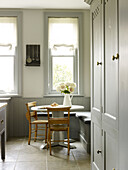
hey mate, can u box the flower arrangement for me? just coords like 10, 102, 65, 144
56, 82, 76, 94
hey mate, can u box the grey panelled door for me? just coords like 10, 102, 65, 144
104, 0, 119, 129
91, 0, 103, 169
103, 0, 119, 169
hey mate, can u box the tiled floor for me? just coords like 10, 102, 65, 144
0, 138, 91, 170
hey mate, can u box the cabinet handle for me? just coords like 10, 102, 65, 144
97, 62, 102, 65
112, 53, 119, 60
1, 120, 4, 124
97, 150, 102, 154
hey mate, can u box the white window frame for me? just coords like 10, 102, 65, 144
0, 11, 22, 97
44, 12, 84, 96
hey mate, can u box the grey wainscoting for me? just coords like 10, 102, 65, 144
6, 96, 90, 139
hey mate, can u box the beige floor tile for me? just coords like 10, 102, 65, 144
17, 153, 47, 162
47, 167, 79, 170
46, 147, 75, 162
77, 161, 91, 170
0, 138, 91, 170
0, 162, 16, 170
47, 154, 75, 162
0, 151, 19, 163
47, 161, 79, 170
15, 162, 46, 170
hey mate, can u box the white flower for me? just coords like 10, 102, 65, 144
70, 82, 76, 88
69, 86, 74, 93
56, 86, 61, 92
59, 82, 65, 86
65, 82, 71, 87
60, 83, 66, 91
56, 82, 76, 94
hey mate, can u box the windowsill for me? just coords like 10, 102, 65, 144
0, 98, 11, 102
43, 94, 84, 98
0, 93, 21, 98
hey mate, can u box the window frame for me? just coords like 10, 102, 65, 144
44, 12, 84, 96
0, 11, 22, 97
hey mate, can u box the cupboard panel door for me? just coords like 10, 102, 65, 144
103, 0, 119, 130
91, 0, 102, 115
103, 129, 118, 170
119, 0, 128, 169
91, 0, 103, 169
91, 0, 102, 127
92, 123, 102, 170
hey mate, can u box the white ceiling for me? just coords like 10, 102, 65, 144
0, 0, 90, 9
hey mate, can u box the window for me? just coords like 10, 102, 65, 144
0, 12, 22, 96
44, 12, 83, 95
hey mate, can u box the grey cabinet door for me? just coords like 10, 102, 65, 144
119, 0, 128, 169
91, 0, 103, 169
103, 0, 119, 169
103, 0, 119, 130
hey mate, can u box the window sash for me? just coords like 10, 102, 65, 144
0, 12, 22, 96
0, 17, 17, 94
0, 55, 15, 93
48, 18, 78, 49
48, 49, 78, 94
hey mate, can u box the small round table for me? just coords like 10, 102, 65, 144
31, 105, 84, 149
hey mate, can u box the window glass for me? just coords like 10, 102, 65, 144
0, 17, 17, 55
52, 56, 73, 90
0, 57, 14, 93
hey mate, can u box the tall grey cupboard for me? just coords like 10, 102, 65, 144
119, 0, 128, 170
89, 0, 119, 169
90, 0, 103, 169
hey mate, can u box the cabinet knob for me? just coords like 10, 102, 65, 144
112, 53, 119, 60
97, 62, 102, 65
97, 150, 102, 154
1, 120, 4, 124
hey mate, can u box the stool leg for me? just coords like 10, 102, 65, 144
34, 124, 37, 142
45, 124, 47, 144
67, 128, 70, 155
47, 127, 50, 150
49, 129, 52, 155
28, 124, 31, 145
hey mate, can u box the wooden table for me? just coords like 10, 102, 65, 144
31, 105, 84, 149
0, 103, 7, 161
